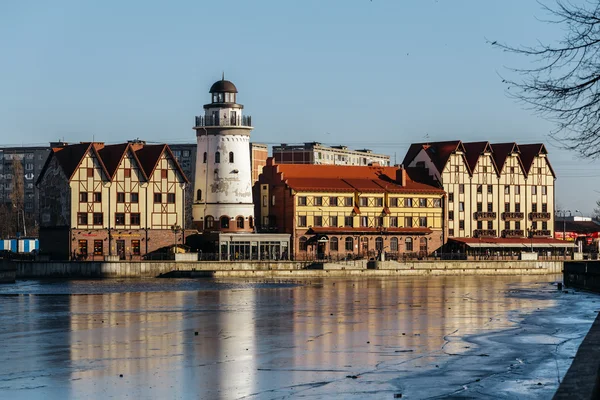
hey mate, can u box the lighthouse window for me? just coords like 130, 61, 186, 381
203, 152, 207, 163
205, 216, 214, 229
215, 152, 220, 163
196, 189, 202, 201
212, 94, 217, 103
229, 152, 234, 163
220, 216, 229, 229
217, 93, 224, 102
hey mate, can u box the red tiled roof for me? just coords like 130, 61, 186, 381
308, 227, 433, 235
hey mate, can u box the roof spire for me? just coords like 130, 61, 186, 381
222, 71, 225, 81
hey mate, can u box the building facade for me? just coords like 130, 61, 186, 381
37, 142, 188, 260
273, 142, 390, 166
255, 158, 445, 260
403, 141, 556, 246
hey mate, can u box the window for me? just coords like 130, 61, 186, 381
237, 216, 244, 229
298, 196, 307, 206
487, 221, 493, 229
419, 217, 427, 227
215, 152, 220, 163
515, 185, 520, 195
167, 193, 175, 204
487, 203, 493, 212
79, 192, 88, 203
330, 216, 338, 227
314, 197, 323, 206
93, 240, 103, 256
205, 216, 214, 229
531, 203, 537, 212
542, 221, 548, 230
87, 168, 93, 178
314, 216, 323, 227
532, 186, 537, 195
220, 216, 229, 229
542, 186, 547, 195
459, 202, 464, 212
389, 216, 398, 227
375, 216, 384, 227
115, 213, 125, 225
78, 240, 88, 257
330, 197, 338, 206
449, 229, 455, 236
117, 192, 125, 203
515, 203, 520, 212
487, 185, 493, 194
249, 216, 254, 228
483, 166, 488, 173
448, 193, 454, 203
183, 150, 190, 157
448, 211, 454, 220
375, 198, 383, 207
405, 237, 413, 252
344, 197, 353, 206
390, 237, 398, 252
262, 195, 267, 207
477, 202, 482, 212
454, 165, 459, 172
299, 237, 308, 251
532, 221, 538, 229
477, 185, 482, 193
93, 213, 103, 225
542, 203, 548, 212
459, 220, 465, 230
131, 193, 139, 203
25, 163, 33, 171
298, 216, 307, 227
203, 152, 207, 163
505, 221, 510, 230
345, 237, 354, 251
93, 192, 102, 202
459, 184, 464, 194
154, 193, 162, 203
477, 221, 483, 229
196, 190, 202, 201
405, 216, 412, 227
406, 198, 413, 207
504, 202, 510, 212
77, 212, 88, 225
359, 197, 368, 207
229, 152, 234, 163
375, 237, 383, 251
419, 198, 427, 207
344, 216, 353, 227
360, 216, 369, 227
132, 240, 141, 256
504, 185, 510, 194
124, 168, 131, 178
330, 237, 339, 251
390, 198, 399, 207
161, 169, 168, 179
515, 221, 521, 230
130, 213, 140, 225
511, 167, 515, 173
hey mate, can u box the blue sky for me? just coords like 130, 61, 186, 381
0, 0, 597, 213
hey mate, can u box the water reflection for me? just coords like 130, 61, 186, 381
0, 275, 574, 399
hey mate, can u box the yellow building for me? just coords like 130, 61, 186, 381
255, 158, 445, 260
37, 142, 188, 260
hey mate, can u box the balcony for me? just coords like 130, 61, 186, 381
474, 229, 497, 238
529, 212, 551, 221
502, 229, 524, 238
195, 115, 252, 128
474, 211, 496, 221
531, 229, 551, 237
501, 212, 524, 221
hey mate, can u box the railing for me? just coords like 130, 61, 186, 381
474, 229, 497, 238
529, 212, 551, 221
501, 212, 524, 220
502, 229, 524, 238
474, 212, 496, 220
532, 229, 551, 237
194, 115, 252, 127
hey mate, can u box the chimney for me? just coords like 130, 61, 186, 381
396, 167, 407, 186
266, 157, 276, 166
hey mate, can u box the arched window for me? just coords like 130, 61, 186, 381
405, 237, 413, 252
215, 152, 220, 163
419, 237, 428, 254
390, 237, 399, 252
196, 189, 202, 201
345, 237, 354, 251
203, 152, 207, 163
375, 237, 383, 251
299, 237, 308, 251
237, 216, 244, 229
220, 216, 229, 229
205, 216, 214, 229
330, 237, 339, 251
229, 151, 234, 163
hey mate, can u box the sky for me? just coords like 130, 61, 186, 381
0, 0, 598, 214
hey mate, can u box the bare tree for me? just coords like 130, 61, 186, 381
10, 158, 24, 236
492, 1, 600, 158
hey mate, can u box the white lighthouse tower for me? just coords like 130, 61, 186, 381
192, 76, 254, 233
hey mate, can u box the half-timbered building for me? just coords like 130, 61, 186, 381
37, 142, 188, 260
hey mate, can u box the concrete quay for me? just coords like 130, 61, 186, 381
0, 262, 16, 283
12, 259, 563, 279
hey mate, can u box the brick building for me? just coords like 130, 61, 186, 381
255, 158, 445, 260
37, 142, 188, 260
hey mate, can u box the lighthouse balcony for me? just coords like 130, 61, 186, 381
195, 115, 252, 128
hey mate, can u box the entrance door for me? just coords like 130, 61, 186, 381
361, 237, 369, 256
317, 241, 326, 260
116, 240, 125, 260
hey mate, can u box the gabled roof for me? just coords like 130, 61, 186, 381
462, 141, 496, 173
37, 142, 111, 185
518, 143, 556, 178
490, 142, 522, 173
403, 141, 467, 175
133, 144, 189, 183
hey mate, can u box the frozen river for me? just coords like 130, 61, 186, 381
0, 275, 597, 399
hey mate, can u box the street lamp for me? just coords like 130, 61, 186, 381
526, 226, 534, 253
171, 224, 181, 254
557, 209, 572, 258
